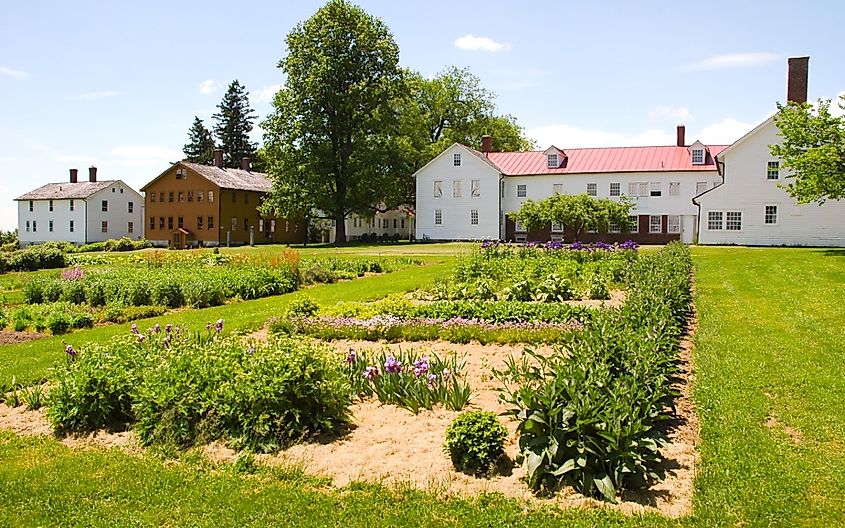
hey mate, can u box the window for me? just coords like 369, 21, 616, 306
692, 148, 704, 164
433, 180, 443, 198
453, 180, 462, 198
49, 220, 53, 232
667, 215, 680, 234
69, 220, 74, 233
401, 219, 405, 229
159, 217, 164, 230
197, 216, 203, 230
767, 161, 780, 180
587, 183, 597, 196
628, 182, 648, 197
244, 218, 249, 231
128, 202, 134, 213
70, 200, 74, 211
178, 192, 184, 203
176, 168, 187, 180
707, 211, 723, 230
32, 221, 37, 232
208, 216, 214, 230
178, 217, 184, 229
112, 188, 115, 193
158, 192, 163, 202
285, 220, 290, 232
649, 215, 662, 233
628, 215, 639, 233
49, 200, 53, 212
471, 179, 480, 197
610, 182, 620, 197
150, 193, 156, 203
514, 219, 526, 232
208, 191, 214, 203
453, 153, 461, 167
150, 217, 155, 231
696, 181, 708, 194
765, 205, 778, 225
650, 182, 662, 197
231, 217, 237, 231
517, 184, 527, 197
101, 221, 108, 233
168, 192, 174, 203
552, 222, 563, 232
434, 209, 442, 225
101, 200, 108, 212
120, 188, 123, 194
168, 217, 174, 230
29, 201, 33, 212
609, 222, 621, 234
553, 183, 563, 194
393, 219, 398, 229
128, 221, 134, 234
470, 209, 479, 225
270, 219, 276, 232
259, 219, 264, 232
547, 153, 558, 168
382, 219, 388, 229
25, 221, 30, 232
187, 192, 193, 202
726, 211, 742, 231
669, 182, 680, 196
197, 191, 203, 203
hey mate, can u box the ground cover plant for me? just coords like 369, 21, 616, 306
495, 242, 692, 502
444, 411, 508, 475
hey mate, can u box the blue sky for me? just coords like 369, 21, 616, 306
1, 0, 843, 230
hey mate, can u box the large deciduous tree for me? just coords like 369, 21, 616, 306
771, 97, 845, 204
510, 194, 633, 242
212, 80, 258, 169
262, 0, 404, 243
182, 117, 216, 164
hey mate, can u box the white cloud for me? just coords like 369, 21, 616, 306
250, 84, 282, 104
0, 66, 30, 79
199, 79, 221, 94
74, 90, 120, 101
648, 105, 693, 122
695, 118, 755, 144
830, 91, 845, 117
110, 145, 181, 167
454, 34, 512, 52
682, 52, 780, 72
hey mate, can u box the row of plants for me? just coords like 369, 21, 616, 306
0, 302, 167, 335
299, 256, 423, 285
0, 244, 66, 273
493, 242, 693, 501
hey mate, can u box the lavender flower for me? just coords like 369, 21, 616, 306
427, 373, 437, 387
384, 355, 402, 374
61, 264, 85, 281
364, 366, 380, 380
346, 349, 357, 364
248, 346, 255, 354
413, 356, 430, 377
130, 323, 139, 335
153, 323, 161, 334
215, 319, 224, 334
64, 343, 77, 360
165, 323, 172, 334
442, 368, 451, 380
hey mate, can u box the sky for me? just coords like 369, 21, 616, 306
1, 0, 843, 230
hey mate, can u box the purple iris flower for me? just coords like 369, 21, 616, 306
364, 366, 380, 380
130, 323, 139, 335
384, 355, 402, 374
215, 319, 224, 333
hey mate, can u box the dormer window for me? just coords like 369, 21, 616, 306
547, 153, 558, 168
691, 148, 704, 165
453, 153, 461, 167
176, 168, 187, 180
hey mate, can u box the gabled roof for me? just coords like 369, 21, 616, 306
15, 180, 117, 201
486, 144, 727, 176
141, 161, 273, 192
412, 142, 500, 179
714, 116, 776, 161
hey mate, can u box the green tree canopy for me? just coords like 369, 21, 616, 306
182, 117, 216, 164
510, 194, 633, 242
771, 96, 845, 204
212, 80, 258, 169
262, 0, 404, 243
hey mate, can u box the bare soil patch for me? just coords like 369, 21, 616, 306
764, 415, 803, 445
0, 330, 48, 346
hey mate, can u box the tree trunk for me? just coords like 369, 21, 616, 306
334, 210, 347, 244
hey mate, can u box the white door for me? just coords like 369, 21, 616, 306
681, 215, 696, 244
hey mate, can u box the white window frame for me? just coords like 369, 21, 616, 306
433, 180, 442, 199
609, 182, 620, 197
69, 220, 74, 233
628, 182, 648, 197
470, 209, 479, 225
551, 221, 563, 233
434, 209, 442, 225
764, 204, 778, 225
453, 180, 462, 198
649, 215, 662, 233
553, 183, 563, 194
586, 183, 597, 196
650, 182, 662, 197
471, 179, 480, 197
70, 200, 74, 211
101, 221, 108, 233
767, 161, 780, 180
176, 168, 187, 180
547, 153, 558, 168
49, 220, 54, 232
692, 148, 704, 165
696, 181, 708, 194
628, 215, 639, 233
667, 215, 680, 234
707, 211, 724, 231
609, 222, 621, 234
517, 184, 527, 198
25, 220, 30, 232
453, 153, 461, 167
726, 211, 742, 231
514, 219, 526, 233
49, 200, 53, 212
669, 182, 680, 196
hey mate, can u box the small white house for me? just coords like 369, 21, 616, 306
15, 167, 145, 247
415, 132, 724, 243
695, 56, 845, 247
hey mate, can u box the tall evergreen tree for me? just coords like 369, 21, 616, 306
212, 80, 258, 168
182, 117, 216, 164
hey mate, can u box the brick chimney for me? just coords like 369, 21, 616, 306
787, 56, 809, 104
241, 156, 250, 171
69, 168, 78, 183
88, 166, 97, 182
676, 125, 685, 147
481, 135, 493, 155
213, 148, 224, 168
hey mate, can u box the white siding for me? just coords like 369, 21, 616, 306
85, 183, 145, 243
415, 144, 500, 240
18, 199, 87, 245
697, 119, 845, 246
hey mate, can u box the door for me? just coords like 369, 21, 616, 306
681, 215, 696, 244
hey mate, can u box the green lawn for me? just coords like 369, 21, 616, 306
1, 245, 844, 526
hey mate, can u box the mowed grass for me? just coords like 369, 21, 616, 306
1, 245, 844, 526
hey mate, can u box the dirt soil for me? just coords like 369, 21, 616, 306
0, 330, 48, 346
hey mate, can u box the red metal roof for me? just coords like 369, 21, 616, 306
485, 145, 727, 175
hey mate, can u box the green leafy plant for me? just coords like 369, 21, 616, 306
444, 411, 508, 475
22, 384, 47, 410
287, 297, 319, 318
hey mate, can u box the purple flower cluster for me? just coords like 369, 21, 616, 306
64, 343, 77, 361
413, 356, 430, 377
480, 240, 639, 252
61, 265, 85, 281
364, 365, 380, 380
384, 355, 402, 374
346, 348, 357, 364
300, 315, 580, 333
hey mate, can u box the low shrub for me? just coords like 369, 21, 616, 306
287, 297, 319, 318
46, 311, 72, 335
445, 411, 508, 475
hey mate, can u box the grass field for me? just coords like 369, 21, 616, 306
1, 244, 844, 526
